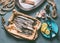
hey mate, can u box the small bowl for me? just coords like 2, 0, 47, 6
41, 20, 58, 39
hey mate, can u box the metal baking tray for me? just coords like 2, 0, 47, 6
4, 9, 41, 40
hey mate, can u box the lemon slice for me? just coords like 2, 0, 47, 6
41, 23, 50, 35
41, 23, 48, 32
45, 29, 50, 35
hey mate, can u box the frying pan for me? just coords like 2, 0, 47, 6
15, 0, 45, 11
